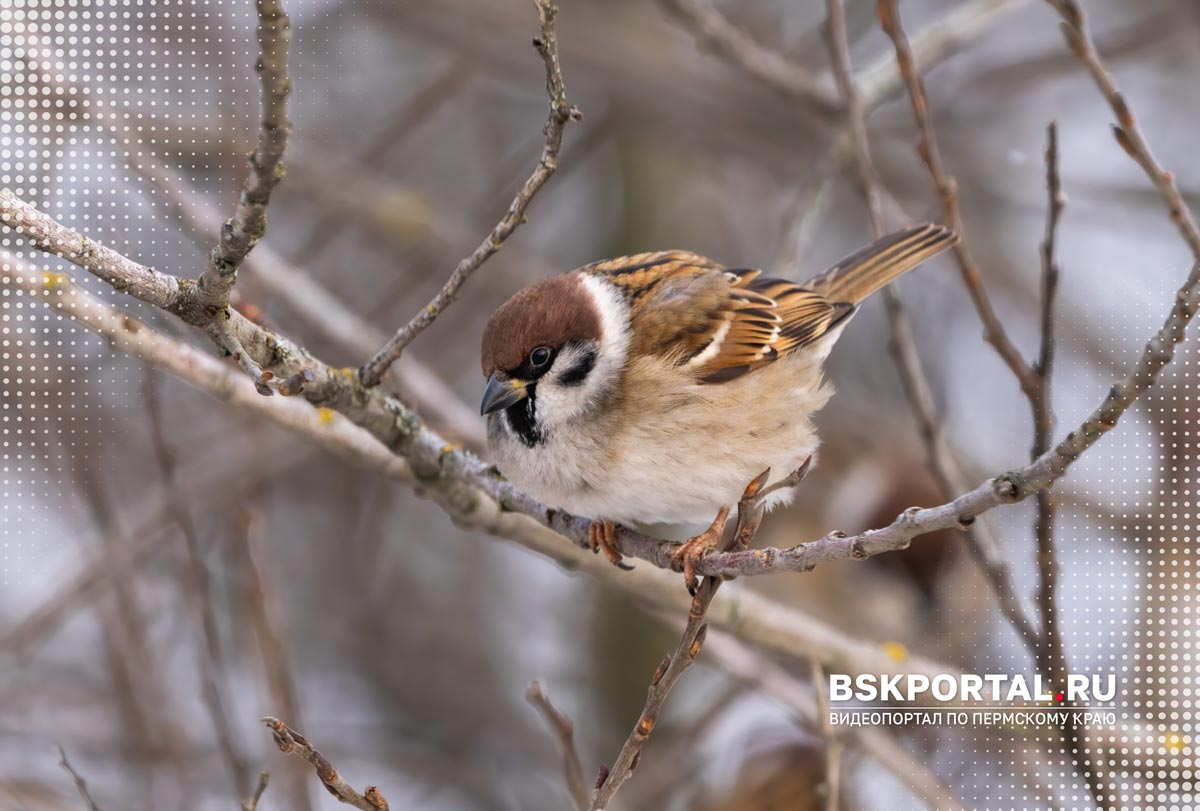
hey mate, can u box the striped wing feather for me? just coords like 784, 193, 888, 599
586, 251, 844, 384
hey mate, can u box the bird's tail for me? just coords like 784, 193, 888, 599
805, 223, 959, 304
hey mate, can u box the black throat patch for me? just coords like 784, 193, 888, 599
505, 388, 545, 447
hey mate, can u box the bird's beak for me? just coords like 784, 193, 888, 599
480, 373, 529, 416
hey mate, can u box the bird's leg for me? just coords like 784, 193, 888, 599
589, 519, 634, 571
670, 505, 732, 595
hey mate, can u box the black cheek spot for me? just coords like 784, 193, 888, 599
559, 346, 597, 388
506, 388, 545, 447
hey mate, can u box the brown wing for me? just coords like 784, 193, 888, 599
585, 251, 848, 384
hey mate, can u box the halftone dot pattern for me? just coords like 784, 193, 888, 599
1, 0, 253, 591
1, 2, 1196, 809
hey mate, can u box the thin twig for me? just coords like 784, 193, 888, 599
706, 633, 967, 811
57, 745, 103, 811
857, 0, 1035, 108
242, 772, 271, 811
526, 681, 588, 811
659, 0, 842, 116
877, 0, 1041, 400
1034, 121, 1065, 680
358, 0, 581, 386
262, 717, 390, 811
195, 0, 293, 314
588, 468, 785, 809
1046, 0, 1200, 261
824, 0, 1040, 647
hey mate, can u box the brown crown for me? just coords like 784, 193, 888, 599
480, 272, 603, 377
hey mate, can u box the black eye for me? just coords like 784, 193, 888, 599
530, 346, 553, 368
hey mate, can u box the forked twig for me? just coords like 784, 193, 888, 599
876, 0, 1040, 399
359, 0, 581, 386
825, 0, 1039, 646
588, 462, 808, 809
526, 681, 589, 810
195, 0, 294, 369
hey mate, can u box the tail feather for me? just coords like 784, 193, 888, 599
805, 223, 959, 304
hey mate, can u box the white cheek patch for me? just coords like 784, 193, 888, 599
579, 274, 630, 371
533, 276, 629, 428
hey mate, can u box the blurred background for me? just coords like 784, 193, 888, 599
2, 0, 1199, 808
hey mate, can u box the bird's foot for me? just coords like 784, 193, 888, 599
670, 505, 732, 595
589, 519, 634, 571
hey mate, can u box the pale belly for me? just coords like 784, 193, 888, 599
489, 354, 831, 529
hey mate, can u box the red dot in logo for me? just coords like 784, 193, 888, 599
1055, 692, 1064, 702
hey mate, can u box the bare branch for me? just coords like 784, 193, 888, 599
195, 0, 294, 313
57, 745, 103, 811
526, 681, 588, 811
1034, 121, 1065, 679
876, 0, 1041, 399
588, 470, 777, 809
824, 0, 1040, 646
660, 0, 842, 116
262, 718, 389, 811
358, 0, 581, 386
857, 0, 1035, 108
242, 772, 271, 811
1046, 0, 1200, 261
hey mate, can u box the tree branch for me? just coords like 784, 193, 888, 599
824, 0, 1040, 646
857, 0, 1035, 108
195, 0, 293, 314
1034, 121, 1066, 679
262, 717, 390, 810
358, 0, 581, 386
526, 681, 588, 811
57, 745, 103, 811
1046, 0, 1200, 261
877, 0, 1041, 400
588, 470, 777, 809
659, 0, 842, 116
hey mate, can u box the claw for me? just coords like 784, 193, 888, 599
670, 505, 732, 595
589, 520, 633, 570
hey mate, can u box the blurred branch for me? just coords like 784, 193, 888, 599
857, 0, 1035, 107
877, 0, 1041, 400
57, 745, 103, 811
235, 508, 311, 811
810, 660, 842, 811
659, 0, 842, 115
145, 373, 253, 796
1047, 0, 1200, 260
0, 442, 308, 659
359, 0, 582, 386
589, 470, 776, 809
662, 0, 1031, 120
525, 681, 588, 811
242, 772, 271, 811
825, 0, 1040, 646
195, 0, 293, 315
705, 633, 967, 811
262, 718, 390, 811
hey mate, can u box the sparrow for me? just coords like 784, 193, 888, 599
480, 223, 958, 582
